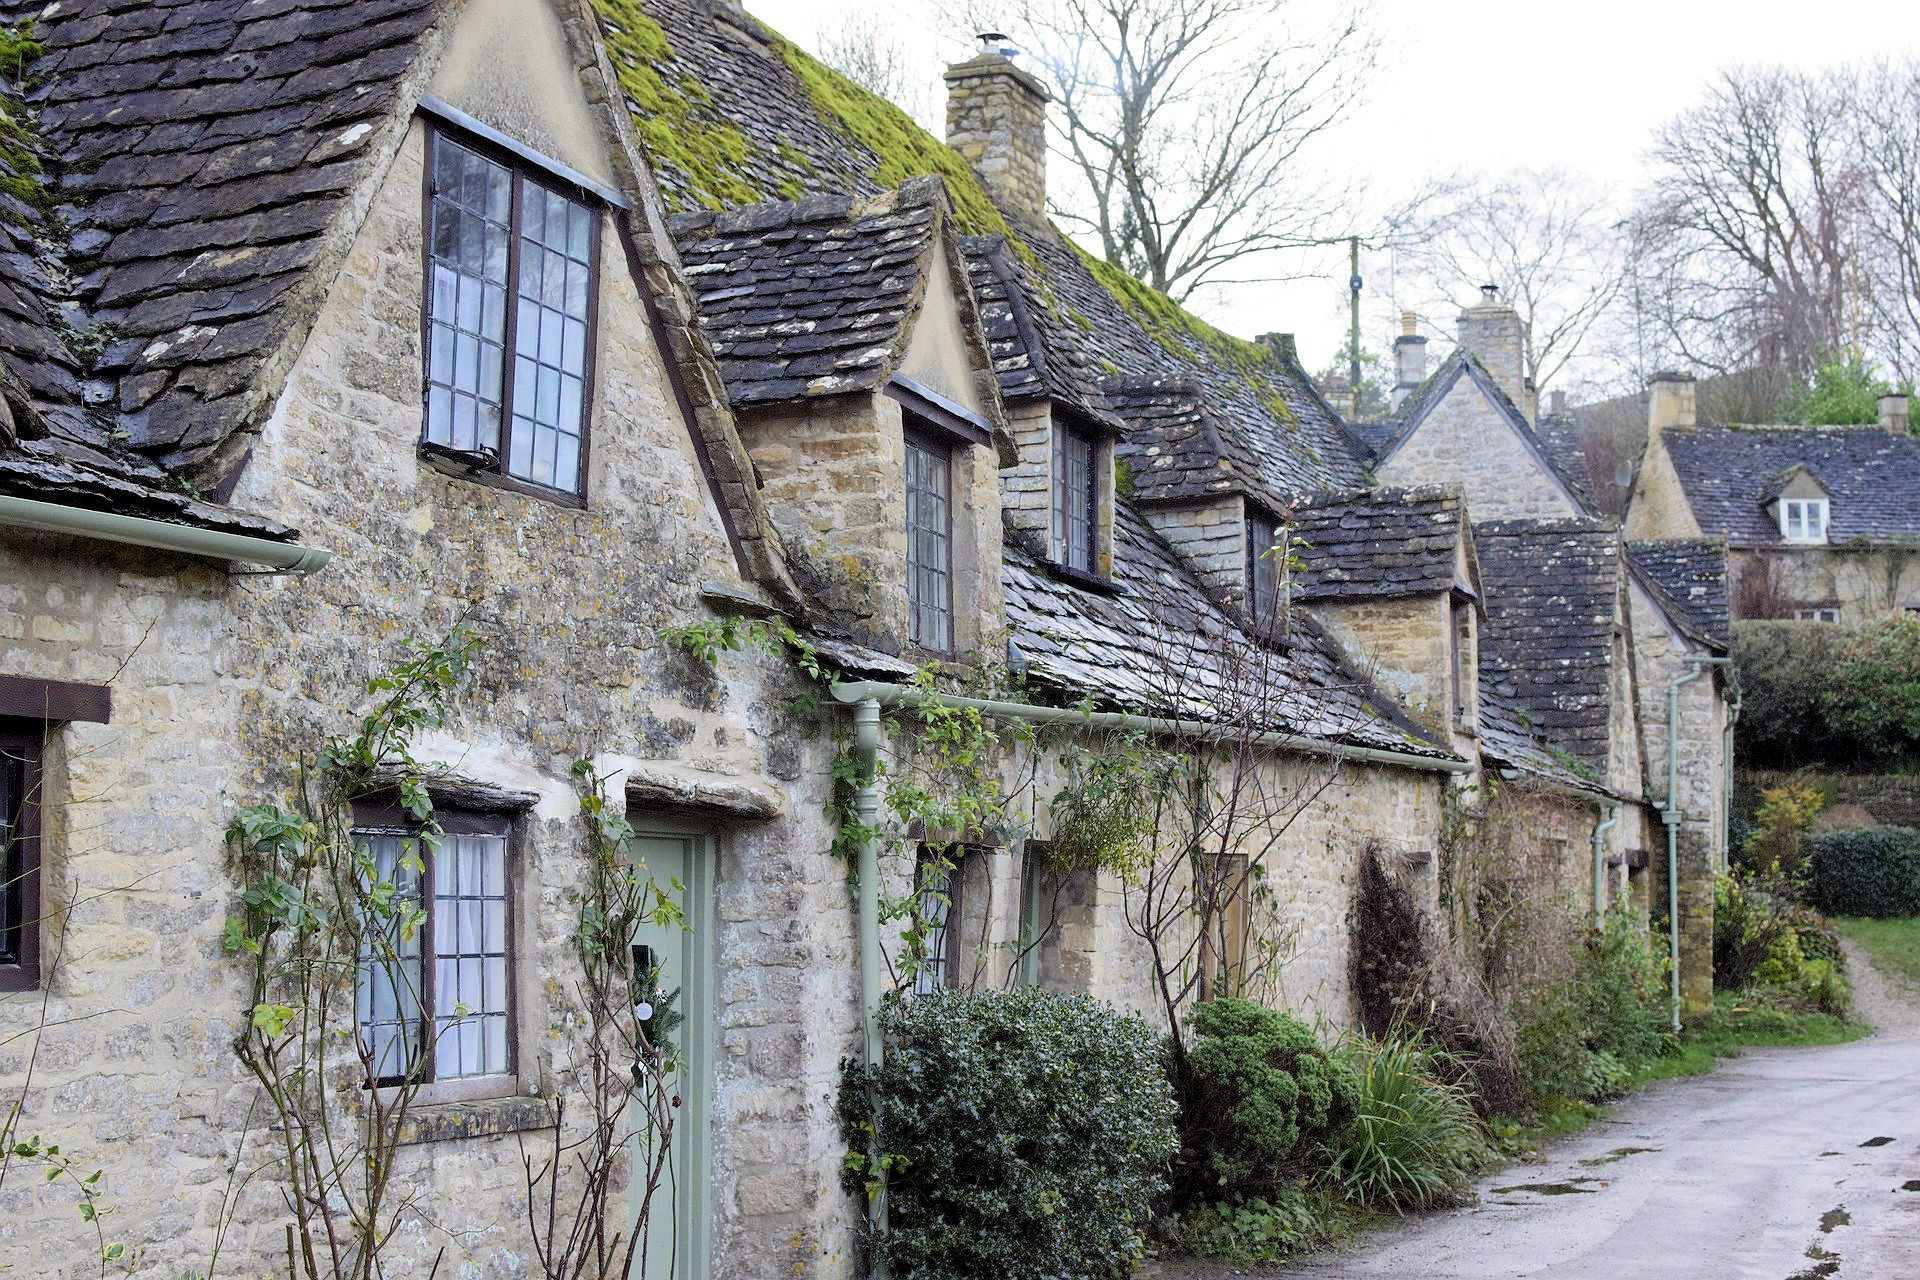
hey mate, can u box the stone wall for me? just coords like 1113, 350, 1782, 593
1376, 375, 1582, 521
1729, 545, 1920, 621
1310, 593, 1463, 741
1139, 496, 1246, 604
942, 53, 1049, 220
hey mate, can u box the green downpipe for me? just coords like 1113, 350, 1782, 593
850, 697, 890, 1279
1591, 802, 1619, 928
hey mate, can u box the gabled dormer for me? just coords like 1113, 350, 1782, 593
1290, 485, 1484, 743
1761, 465, 1832, 544
669, 177, 1014, 659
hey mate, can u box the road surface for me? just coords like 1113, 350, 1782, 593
1155, 949, 1920, 1280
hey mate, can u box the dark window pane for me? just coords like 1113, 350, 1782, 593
422, 137, 511, 456
905, 434, 953, 650
0, 746, 24, 967
1247, 512, 1280, 625
1053, 426, 1097, 571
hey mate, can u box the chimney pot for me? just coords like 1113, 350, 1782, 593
1879, 392, 1910, 436
1479, 283, 1499, 304
1392, 321, 1429, 410
1400, 309, 1417, 337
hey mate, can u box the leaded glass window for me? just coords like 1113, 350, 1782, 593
0, 725, 40, 990
423, 129, 597, 496
1052, 424, 1097, 571
354, 811, 513, 1084
905, 430, 953, 651
1246, 509, 1281, 625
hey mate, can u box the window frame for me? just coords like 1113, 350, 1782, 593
352, 802, 519, 1093
0, 722, 43, 993
913, 843, 963, 995
903, 421, 957, 655
1779, 497, 1829, 544
418, 121, 605, 508
1792, 607, 1841, 623
1052, 422, 1100, 573
1245, 507, 1282, 631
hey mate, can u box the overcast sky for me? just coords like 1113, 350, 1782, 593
744, 0, 1920, 375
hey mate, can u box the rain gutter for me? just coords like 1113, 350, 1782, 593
0, 495, 333, 574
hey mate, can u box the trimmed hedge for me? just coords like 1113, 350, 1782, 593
1808, 826, 1920, 917
1732, 622, 1858, 768
840, 987, 1178, 1280
1171, 997, 1359, 1204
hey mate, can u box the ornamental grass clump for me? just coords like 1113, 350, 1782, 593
1171, 997, 1360, 1205
1329, 1032, 1488, 1212
840, 986, 1177, 1280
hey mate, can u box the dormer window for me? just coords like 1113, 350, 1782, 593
905, 425, 954, 652
1052, 423, 1098, 572
1780, 497, 1828, 543
1246, 508, 1282, 627
421, 126, 601, 499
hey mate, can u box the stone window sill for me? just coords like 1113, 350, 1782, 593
394, 1091, 556, 1147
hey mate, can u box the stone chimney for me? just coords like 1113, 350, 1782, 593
1391, 310, 1427, 410
1879, 392, 1910, 436
945, 34, 1050, 219
1257, 332, 1298, 364
1546, 389, 1568, 417
1456, 285, 1531, 420
1646, 371, 1697, 447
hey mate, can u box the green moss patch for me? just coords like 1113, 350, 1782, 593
766, 29, 1013, 241
588, 0, 762, 211
0, 24, 50, 219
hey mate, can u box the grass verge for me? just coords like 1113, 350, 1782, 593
1832, 915, 1920, 987
1512, 995, 1868, 1146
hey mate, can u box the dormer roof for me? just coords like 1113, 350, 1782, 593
1661, 423, 1920, 546
1289, 484, 1478, 604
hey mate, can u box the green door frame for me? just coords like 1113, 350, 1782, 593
630, 824, 716, 1280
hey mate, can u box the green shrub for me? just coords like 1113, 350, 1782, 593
1731, 622, 1858, 768
1740, 783, 1826, 876
1714, 874, 1798, 990
840, 987, 1178, 1280
1176, 1185, 1358, 1264
1516, 908, 1672, 1102
1808, 826, 1920, 917
1823, 616, 1920, 760
1329, 1032, 1488, 1212
1172, 998, 1360, 1204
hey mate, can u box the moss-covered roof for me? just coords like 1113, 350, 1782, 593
610, 0, 1369, 507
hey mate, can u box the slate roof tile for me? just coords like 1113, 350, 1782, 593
1291, 484, 1468, 602
1627, 539, 1730, 649
1472, 518, 1621, 769
1, 0, 436, 489
1004, 505, 1455, 758
1661, 423, 1920, 546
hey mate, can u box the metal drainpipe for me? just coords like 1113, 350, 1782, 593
1664, 656, 1730, 1033
0, 493, 333, 574
1591, 802, 1620, 929
849, 698, 890, 1277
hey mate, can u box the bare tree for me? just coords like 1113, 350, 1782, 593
946, 0, 1380, 301
1628, 65, 1870, 388
816, 13, 938, 131
1397, 168, 1628, 392
1851, 57, 1920, 384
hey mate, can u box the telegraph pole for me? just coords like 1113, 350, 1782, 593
1348, 235, 1362, 417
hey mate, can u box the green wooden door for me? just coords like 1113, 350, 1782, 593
630, 829, 714, 1280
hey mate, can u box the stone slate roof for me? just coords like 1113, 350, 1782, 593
1373, 350, 1597, 516
1472, 518, 1621, 770
1477, 681, 1607, 794
667, 182, 941, 407
0, 0, 436, 535
1290, 484, 1471, 603
1628, 539, 1729, 649
1661, 424, 1920, 546
1003, 506, 1455, 758
618, 0, 1368, 513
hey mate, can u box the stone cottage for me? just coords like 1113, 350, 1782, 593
1626, 373, 1920, 624
1360, 288, 1734, 1017
0, 1, 1712, 1276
